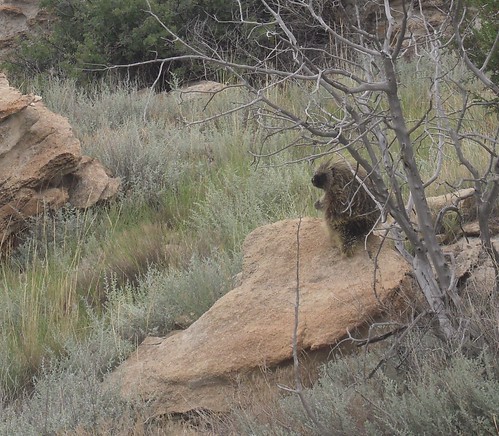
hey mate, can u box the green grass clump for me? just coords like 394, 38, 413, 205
1, 52, 498, 433
0, 212, 90, 398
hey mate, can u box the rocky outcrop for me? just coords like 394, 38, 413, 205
64, 156, 120, 209
109, 218, 412, 416
0, 1, 46, 59
0, 73, 119, 251
172, 80, 229, 101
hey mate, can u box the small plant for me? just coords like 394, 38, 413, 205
0, 326, 136, 435
235, 332, 499, 435
104, 251, 242, 342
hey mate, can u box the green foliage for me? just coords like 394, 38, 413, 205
0, 211, 90, 398
4, 0, 262, 86
368, 356, 499, 435
464, 0, 499, 84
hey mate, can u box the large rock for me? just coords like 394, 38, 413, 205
0, 1, 46, 59
64, 156, 121, 208
0, 74, 119, 251
171, 80, 229, 102
110, 218, 412, 416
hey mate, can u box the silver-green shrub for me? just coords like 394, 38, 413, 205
105, 251, 242, 341
0, 327, 134, 435
191, 164, 314, 251
243, 338, 499, 435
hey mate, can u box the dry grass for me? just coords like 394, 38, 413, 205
1, 53, 498, 433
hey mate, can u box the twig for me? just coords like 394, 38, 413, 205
355, 325, 408, 347
367, 311, 428, 379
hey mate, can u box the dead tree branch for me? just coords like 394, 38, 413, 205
103, 0, 499, 340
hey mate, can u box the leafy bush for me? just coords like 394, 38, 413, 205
463, 0, 499, 84
104, 251, 242, 342
5, 0, 264, 86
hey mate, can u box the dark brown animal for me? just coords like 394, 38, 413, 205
312, 160, 380, 255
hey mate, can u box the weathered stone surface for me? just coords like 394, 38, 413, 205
110, 217, 411, 415
64, 156, 122, 208
170, 80, 230, 102
0, 74, 119, 251
0, 1, 46, 58
0, 88, 34, 122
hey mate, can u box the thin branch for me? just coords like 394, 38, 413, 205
288, 215, 329, 436
452, 0, 499, 96
367, 311, 428, 379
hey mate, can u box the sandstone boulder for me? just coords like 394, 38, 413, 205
0, 73, 119, 251
64, 156, 121, 208
0, 1, 47, 59
169, 80, 230, 103
110, 217, 412, 416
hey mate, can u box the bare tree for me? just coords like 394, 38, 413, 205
448, 0, 499, 291
112, 0, 498, 341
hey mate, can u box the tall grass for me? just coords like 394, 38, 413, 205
1, 54, 498, 433
0, 77, 318, 403
0, 211, 91, 398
